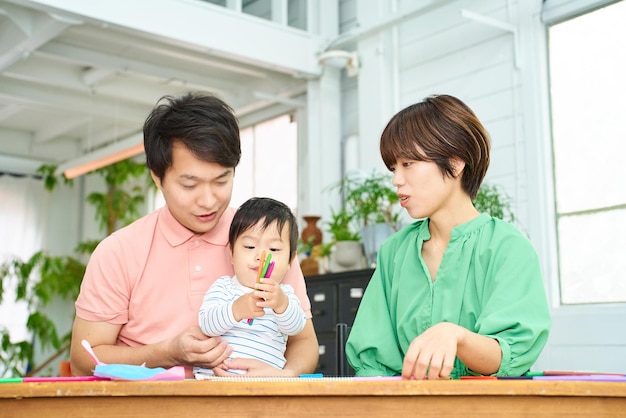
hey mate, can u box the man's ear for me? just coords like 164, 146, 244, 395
451, 157, 466, 178
150, 170, 162, 188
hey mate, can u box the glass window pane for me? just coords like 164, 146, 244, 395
231, 115, 298, 211
550, 1, 626, 214
549, 1, 626, 304
558, 209, 626, 304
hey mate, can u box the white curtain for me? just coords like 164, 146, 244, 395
0, 174, 49, 342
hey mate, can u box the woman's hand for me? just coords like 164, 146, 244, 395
401, 322, 465, 380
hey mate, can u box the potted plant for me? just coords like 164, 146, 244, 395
334, 170, 401, 230
0, 159, 152, 378
297, 236, 333, 276
473, 183, 516, 223
325, 207, 364, 272
328, 170, 402, 267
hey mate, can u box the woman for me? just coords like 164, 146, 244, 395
345, 94, 551, 380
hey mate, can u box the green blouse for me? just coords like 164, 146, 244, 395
345, 214, 551, 378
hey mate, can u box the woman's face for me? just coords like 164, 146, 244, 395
390, 157, 460, 220
152, 142, 234, 234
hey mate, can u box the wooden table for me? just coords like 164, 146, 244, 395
1, 379, 626, 417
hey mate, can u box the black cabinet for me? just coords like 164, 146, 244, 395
306, 269, 373, 376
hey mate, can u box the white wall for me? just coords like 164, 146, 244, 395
336, 0, 626, 373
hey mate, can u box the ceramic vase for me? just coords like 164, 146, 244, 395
301, 215, 322, 245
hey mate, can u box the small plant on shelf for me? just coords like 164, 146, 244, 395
326, 207, 361, 242
329, 170, 401, 231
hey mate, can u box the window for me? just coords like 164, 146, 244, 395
232, 114, 298, 211
548, 1, 626, 304
0, 175, 48, 361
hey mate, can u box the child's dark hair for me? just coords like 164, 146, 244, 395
380, 94, 490, 199
229, 197, 299, 262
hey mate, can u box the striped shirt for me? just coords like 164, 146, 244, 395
198, 276, 306, 371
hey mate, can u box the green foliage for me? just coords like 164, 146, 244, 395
326, 207, 361, 242
1, 333, 32, 377
0, 157, 152, 377
473, 183, 516, 222
297, 236, 315, 256
325, 170, 401, 243
36, 164, 74, 191
0, 251, 83, 376
297, 236, 333, 259
329, 170, 401, 230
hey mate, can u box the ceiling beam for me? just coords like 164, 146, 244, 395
0, 77, 148, 122
0, 103, 22, 122
34, 115, 91, 143
18, 0, 325, 77
38, 41, 246, 95
0, 7, 77, 71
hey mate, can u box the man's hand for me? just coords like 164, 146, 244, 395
213, 357, 291, 377
70, 318, 233, 375
168, 325, 233, 369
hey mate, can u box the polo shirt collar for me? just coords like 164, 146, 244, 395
158, 206, 231, 247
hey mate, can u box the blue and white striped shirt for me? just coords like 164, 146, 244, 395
198, 275, 306, 372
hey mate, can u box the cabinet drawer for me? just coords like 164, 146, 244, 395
315, 331, 336, 376
338, 280, 368, 325
308, 284, 337, 332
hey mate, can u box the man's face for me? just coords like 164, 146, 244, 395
152, 142, 234, 234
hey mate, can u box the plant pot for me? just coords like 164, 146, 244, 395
329, 241, 365, 272
361, 223, 394, 268
302, 215, 323, 246
300, 257, 320, 277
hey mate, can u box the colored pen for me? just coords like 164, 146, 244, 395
0, 377, 23, 384
22, 376, 108, 382
247, 251, 274, 325
524, 371, 544, 377
261, 253, 272, 278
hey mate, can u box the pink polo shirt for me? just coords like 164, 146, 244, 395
75, 206, 312, 347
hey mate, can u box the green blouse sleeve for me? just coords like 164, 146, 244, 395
475, 227, 551, 376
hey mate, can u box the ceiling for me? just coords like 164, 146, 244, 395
0, 0, 323, 175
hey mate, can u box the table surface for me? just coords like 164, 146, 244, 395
2, 378, 626, 418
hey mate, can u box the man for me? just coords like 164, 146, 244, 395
69, 92, 318, 377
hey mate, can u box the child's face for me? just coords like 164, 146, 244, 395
231, 219, 292, 288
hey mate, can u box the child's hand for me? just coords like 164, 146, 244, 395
253, 278, 289, 314
232, 292, 265, 321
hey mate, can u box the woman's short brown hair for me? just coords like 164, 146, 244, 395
380, 94, 490, 199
